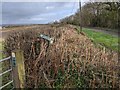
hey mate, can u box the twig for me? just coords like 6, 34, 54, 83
43, 71, 52, 88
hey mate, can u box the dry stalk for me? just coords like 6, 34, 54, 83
4, 24, 119, 88
43, 71, 52, 88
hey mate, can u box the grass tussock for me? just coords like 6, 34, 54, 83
4, 25, 120, 88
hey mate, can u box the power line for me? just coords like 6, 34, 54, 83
71, 1, 77, 15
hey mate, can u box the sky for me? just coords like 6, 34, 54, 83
2, 2, 79, 25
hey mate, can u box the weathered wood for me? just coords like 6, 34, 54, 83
15, 50, 25, 88
12, 50, 25, 88
11, 52, 20, 88
79, 0, 82, 33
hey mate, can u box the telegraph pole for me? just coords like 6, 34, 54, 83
79, 0, 82, 33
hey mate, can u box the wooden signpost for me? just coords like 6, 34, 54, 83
12, 50, 25, 88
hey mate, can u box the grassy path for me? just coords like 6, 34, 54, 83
82, 28, 119, 52
84, 27, 119, 37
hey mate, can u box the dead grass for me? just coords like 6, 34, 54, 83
4, 24, 120, 88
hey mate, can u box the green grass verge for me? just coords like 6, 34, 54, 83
77, 27, 119, 52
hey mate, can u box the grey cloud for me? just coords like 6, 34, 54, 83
2, 2, 78, 24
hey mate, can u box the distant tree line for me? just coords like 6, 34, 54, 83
59, 2, 120, 29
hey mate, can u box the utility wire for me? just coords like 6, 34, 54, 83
71, 1, 77, 15
64, 1, 76, 24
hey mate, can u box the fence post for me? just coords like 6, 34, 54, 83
12, 50, 25, 88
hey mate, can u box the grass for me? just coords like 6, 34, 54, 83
80, 28, 119, 52
0, 42, 3, 59
0, 42, 3, 88
0, 41, 13, 89
0, 42, 2, 49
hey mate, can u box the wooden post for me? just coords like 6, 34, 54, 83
12, 52, 20, 88
79, 0, 82, 33
12, 50, 25, 88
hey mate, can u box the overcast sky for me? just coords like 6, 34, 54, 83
2, 2, 79, 25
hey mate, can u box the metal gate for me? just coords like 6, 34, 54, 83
0, 53, 14, 89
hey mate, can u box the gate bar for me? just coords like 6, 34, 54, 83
0, 80, 13, 89
0, 56, 11, 63
0, 68, 12, 76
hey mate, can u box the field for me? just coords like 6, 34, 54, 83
1, 24, 120, 88
82, 28, 119, 52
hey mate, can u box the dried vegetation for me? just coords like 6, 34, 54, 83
4, 24, 120, 88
